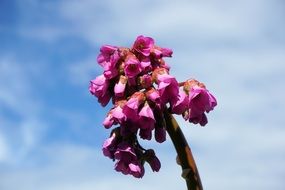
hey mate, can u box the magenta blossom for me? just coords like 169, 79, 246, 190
103, 103, 126, 129
172, 90, 189, 115
186, 86, 217, 126
102, 132, 119, 159
114, 142, 145, 178
145, 149, 161, 172
152, 45, 173, 58
138, 102, 155, 140
97, 45, 120, 79
114, 75, 127, 98
133, 35, 154, 56
124, 54, 142, 78
157, 73, 179, 105
123, 92, 145, 122
89, 75, 111, 107
97, 45, 120, 67
146, 88, 161, 109
139, 74, 152, 89
154, 125, 166, 143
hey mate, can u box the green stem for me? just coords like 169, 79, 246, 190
164, 109, 203, 190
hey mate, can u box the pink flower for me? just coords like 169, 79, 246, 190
138, 103, 155, 140
103, 103, 126, 129
103, 114, 115, 129
123, 92, 145, 121
133, 35, 154, 56
152, 45, 173, 58
114, 75, 128, 98
186, 86, 217, 126
145, 149, 161, 172
89, 75, 111, 107
172, 90, 189, 115
102, 132, 120, 159
157, 73, 179, 105
124, 54, 142, 78
140, 56, 152, 72
154, 126, 166, 143
139, 74, 152, 89
97, 45, 119, 66
145, 88, 161, 109
97, 45, 120, 79
114, 142, 145, 178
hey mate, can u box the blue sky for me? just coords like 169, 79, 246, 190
0, 0, 285, 189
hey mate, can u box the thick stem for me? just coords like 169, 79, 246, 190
164, 109, 203, 190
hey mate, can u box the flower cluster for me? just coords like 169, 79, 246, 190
90, 35, 217, 178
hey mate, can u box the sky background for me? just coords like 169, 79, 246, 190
0, 0, 285, 189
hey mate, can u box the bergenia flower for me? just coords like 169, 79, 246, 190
102, 131, 120, 159
114, 142, 145, 178
89, 74, 111, 107
144, 149, 161, 172
172, 90, 189, 115
157, 73, 179, 105
97, 45, 120, 67
97, 45, 120, 79
139, 74, 152, 89
145, 88, 161, 108
114, 75, 128, 98
138, 102, 155, 140
184, 82, 217, 126
123, 92, 145, 121
152, 45, 173, 58
124, 54, 142, 78
133, 35, 154, 56
154, 125, 166, 143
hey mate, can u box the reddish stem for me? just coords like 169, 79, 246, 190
164, 109, 203, 190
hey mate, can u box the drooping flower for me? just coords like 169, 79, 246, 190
102, 130, 121, 159
151, 45, 173, 58
172, 90, 189, 115
103, 102, 126, 129
154, 125, 166, 143
138, 102, 155, 140
123, 92, 145, 122
97, 45, 120, 66
140, 56, 152, 72
114, 142, 145, 178
145, 88, 161, 109
97, 45, 120, 79
139, 74, 152, 89
144, 149, 161, 172
89, 75, 111, 107
156, 73, 179, 105
133, 35, 154, 56
124, 54, 142, 78
183, 81, 217, 126
114, 75, 128, 98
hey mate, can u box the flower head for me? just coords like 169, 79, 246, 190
89, 75, 111, 107
133, 35, 154, 56
90, 35, 217, 178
